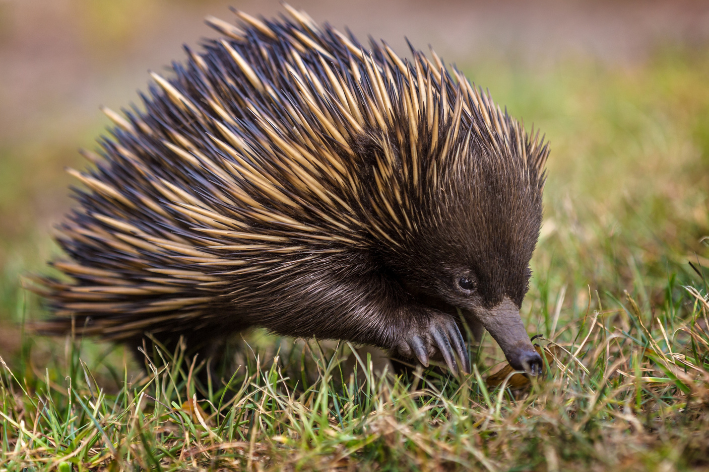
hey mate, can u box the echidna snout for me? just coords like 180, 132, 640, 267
470, 298, 543, 375
31, 5, 549, 378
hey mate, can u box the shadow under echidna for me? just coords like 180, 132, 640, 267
29, 5, 549, 382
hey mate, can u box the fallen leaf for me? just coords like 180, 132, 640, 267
181, 398, 210, 423
485, 345, 555, 389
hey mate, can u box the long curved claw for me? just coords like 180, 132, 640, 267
431, 326, 458, 376
396, 312, 472, 376
408, 335, 429, 367
446, 322, 470, 374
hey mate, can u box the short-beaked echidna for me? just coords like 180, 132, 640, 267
33, 6, 549, 376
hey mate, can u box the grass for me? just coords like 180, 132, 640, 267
1, 47, 709, 470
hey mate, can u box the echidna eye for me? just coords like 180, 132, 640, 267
458, 277, 474, 291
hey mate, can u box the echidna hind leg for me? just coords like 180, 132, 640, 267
126, 324, 242, 393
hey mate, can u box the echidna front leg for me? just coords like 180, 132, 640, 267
395, 310, 470, 375
250, 259, 471, 375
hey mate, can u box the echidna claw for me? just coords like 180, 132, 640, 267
447, 322, 470, 374
431, 325, 458, 376
408, 335, 429, 367
397, 312, 470, 375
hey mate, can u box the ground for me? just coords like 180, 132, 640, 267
1, 1, 709, 470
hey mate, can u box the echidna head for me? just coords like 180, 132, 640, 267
386, 142, 545, 373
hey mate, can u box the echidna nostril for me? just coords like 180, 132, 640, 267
519, 350, 543, 376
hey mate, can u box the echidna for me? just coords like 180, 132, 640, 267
32, 5, 549, 376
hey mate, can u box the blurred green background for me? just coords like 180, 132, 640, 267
1, 0, 708, 368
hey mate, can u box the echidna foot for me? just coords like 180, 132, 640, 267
396, 312, 470, 375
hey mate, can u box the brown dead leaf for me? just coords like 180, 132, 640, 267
181, 398, 210, 423
485, 345, 555, 389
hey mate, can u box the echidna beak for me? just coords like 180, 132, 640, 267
474, 297, 541, 375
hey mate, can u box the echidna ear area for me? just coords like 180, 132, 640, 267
28, 4, 549, 339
